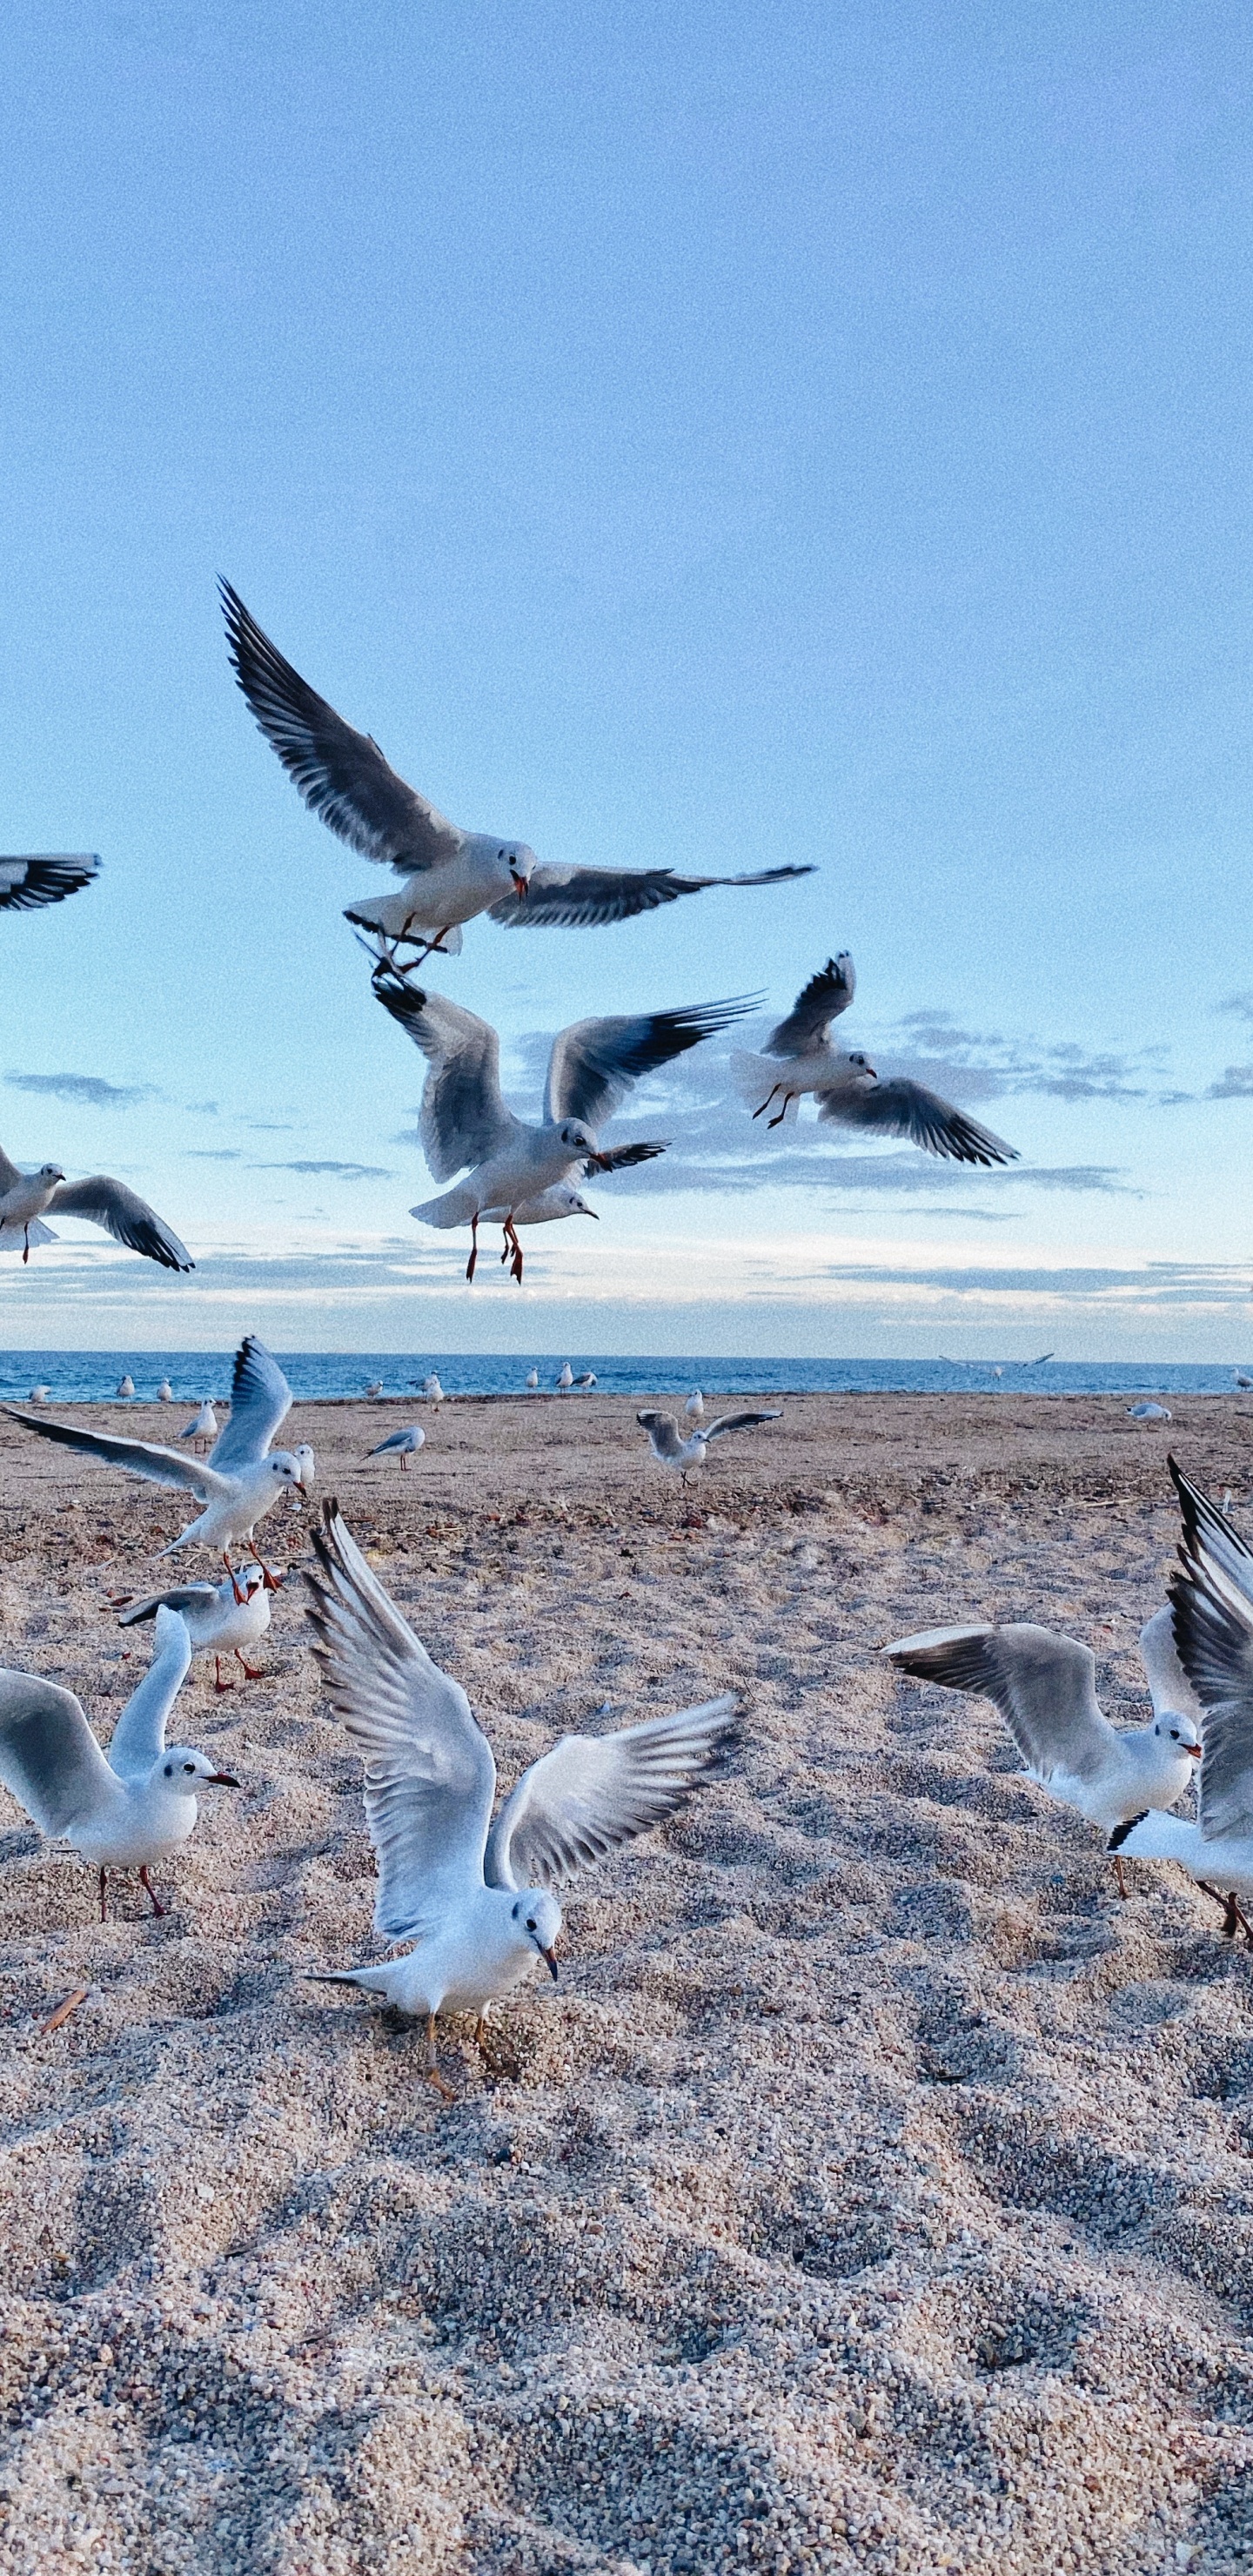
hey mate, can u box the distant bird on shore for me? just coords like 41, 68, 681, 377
375, 969, 754, 1281
302, 1503, 739, 2093
181, 1400, 218, 1453
573, 1372, 597, 1391
685, 1389, 704, 1420
637, 1407, 782, 1483
157, 1380, 173, 1403
733, 954, 1019, 1165
27, 1385, 49, 1405
1128, 1401, 1171, 1424
0, 1155, 191, 1271
364, 1379, 384, 1399
422, 1373, 445, 1404
9, 1337, 313, 1583
1234, 1372, 1253, 1391
220, 582, 813, 966
0, 854, 99, 913
0, 1607, 237, 1920
525, 1370, 539, 1391
116, 1376, 135, 1399
886, 1610, 1203, 1895
117, 1564, 273, 1693
368, 1425, 425, 1472
556, 1363, 574, 1392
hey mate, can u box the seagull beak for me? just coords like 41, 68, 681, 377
541, 1946, 559, 1982
206, 1772, 240, 1788
511, 868, 528, 898
582, 1208, 600, 1219
586, 1151, 614, 1171
1185, 1742, 1203, 1760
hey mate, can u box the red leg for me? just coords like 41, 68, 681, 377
235, 1649, 264, 1680
139, 1867, 167, 1918
223, 1553, 245, 1605
214, 1655, 234, 1692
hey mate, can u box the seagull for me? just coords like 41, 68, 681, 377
684, 1389, 705, 1420
363, 1379, 385, 1398
0, 1606, 238, 1920
637, 1407, 782, 1482
368, 1425, 425, 1472
525, 1369, 539, 1391
181, 1399, 218, 1453
0, 1154, 192, 1270
375, 968, 756, 1280
422, 1373, 445, 1404
573, 1372, 597, 1391
556, 1363, 574, 1392
116, 1376, 135, 1399
301, 1504, 739, 2093
117, 1564, 272, 1692
0, 854, 99, 913
27, 1385, 50, 1405
1235, 1372, 1253, 1392
8, 1336, 314, 1585
1128, 1402, 1172, 1423
220, 582, 814, 965
885, 1610, 1203, 1895
732, 954, 1019, 1164
157, 1380, 173, 1403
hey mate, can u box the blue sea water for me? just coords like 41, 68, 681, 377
0, 1352, 1245, 1404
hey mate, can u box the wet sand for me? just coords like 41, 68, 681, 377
1, 1390, 1252, 2573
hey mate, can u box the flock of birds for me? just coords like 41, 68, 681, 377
1, 581, 1022, 1286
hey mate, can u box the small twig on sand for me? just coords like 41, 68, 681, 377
40, 1988, 89, 2036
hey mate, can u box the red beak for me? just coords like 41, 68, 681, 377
513, 870, 528, 898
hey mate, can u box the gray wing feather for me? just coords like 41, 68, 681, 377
0, 1674, 117, 1834
546, 996, 761, 1130
820, 1080, 1018, 1165
484, 1694, 739, 1892
637, 1410, 683, 1459
206, 1337, 291, 1471
765, 955, 855, 1055
1169, 1547, 1253, 1841
0, 855, 100, 911
584, 1139, 668, 1176
0, 1145, 22, 1192
371, 972, 517, 1179
6, 1411, 224, 1495
1169, 1456, 1253, 1609
304, 1504, 496, 1939
489, 863, 814, 930
220, 581, 462, 874
118, 1586, 219, 1627
46, 1177, 193, 1271
107, 1607, 193, 1780
885, 1622, 1117, 1783
705, 1411, 782, 1440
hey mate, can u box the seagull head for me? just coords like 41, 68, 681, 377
160, 1747, 241, 1794
1154, 1715, 1203, 1761
563, 1190, 598, 1218
504, 842, 536, 897
292, 1443, 317, 1492
269, 1449, 310, 1494
233, 1562, 267, 1600
559, 1119, 604, 1163
37, 1164, 65, 1184
513, 1888, 562, 1977
844, 1050, 876, 1085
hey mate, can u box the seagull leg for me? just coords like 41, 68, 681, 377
767, 1091, 795, 1130
1113, 1855, 1129, 1901
424, 2010, 457, 2103
751, 1085, 781, 1122
504, 1217, 524, 1283
223, 1553, 246, 1606
139, 1867, 167, 1918
21, 1226, 30, 1264
235, 1649, 265, 1680
98, 1867, 108, 1922
257, 1562, 283, 1593
466, 1213, 479, 1283
213, 1655, 234, 1693
1196, 1880, 1250, 1939
400, 1452, 409, 1472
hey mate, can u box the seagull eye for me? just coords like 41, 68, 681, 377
1170, 1728, 1179, 1741
164, 1763, 173, 1776
526, 1916, 537, 1931
184, 1761, 196, 1774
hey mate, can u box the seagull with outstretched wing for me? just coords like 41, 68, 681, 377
221, 581, 814, 964
636, 1406, 782, 1481
0, 1147, 192, 1269
0, 855, 99, 913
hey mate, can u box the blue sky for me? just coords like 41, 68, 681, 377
0, 0, 1250, 1356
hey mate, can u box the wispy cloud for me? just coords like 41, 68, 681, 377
184, 1147, 243, 1161
255, 1159, 394, 1180
6, 1070, 158, 1110
1205, 1065, 1253, 1099
1218, 994, 1253, 1024
185, 1099, 218, 1116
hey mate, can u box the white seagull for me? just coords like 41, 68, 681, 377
181, 1399, 218, 1453
0, 1153, 191, 1270
525, 1370, 539, 1391
368, 1425, 425, 1472
733, 954, 1019, 1164
375, 968, 754, 1280
117, 1564, 273, 1692
0, 1606, 238, 1920
157, 1379, 173, 1403
422, 1373, 446, 1404
556, 1363, 574, 1392
8, 1336, 314, 1584
116, 1376, 135, 1399
573, 1372, 597, 1391
221, 583, 813, 964
1128, 1401, 1172, 1423
302, 1505, 739, 2093
637, 1407, 782, 1483
0, 854, 99, 913
685, 1389, 705, 1420
364, 1379, 385, 1398
27, 1385, 50, 1405
886, 1609, 1203, 1895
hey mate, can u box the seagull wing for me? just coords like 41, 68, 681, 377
45, 1177, 192, 1271
106, 1607, 193, 1781
0, 1674, 118, 1834
885, 1622, 1118, 1784
304, 1503, 497, 1938
0, 855, 100, 912
764, 955, 855, 1056
0, 1145, 22, 1193
372, 971, 518, 1179
1169, 1548, 1253, 1841
546, 996, 760, 1130
6, 1411, 227, 1495
484, 1694, 739, 1892
636, 1409, 683, 1459
820, 1078, 1019, 1165
489, 862, 814, 930
220, 580, 463, 875
1136, 1606, 1204, 1729
705, 1410, 782, 1440
117, 1586, 220, 1627
1169, 1455, 1253, 1608
583, 1138, 668, 1177
206, 1336, 292, 1471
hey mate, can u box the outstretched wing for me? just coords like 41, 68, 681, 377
372, 970, 518, 1179
489, 863, 814, 931
207, 1336, 293, 1472
6, 1411, 224, 1495
304, 1503, 496, 1938
117, 1585, 220, 1627
546, 996, 760, 1130
0, 855, 100, 912
584, 1138, 667, 1177
106, 1607, 193, 1780
637, 1408, 683, 1459
820, 1078, 1018, 1166
0, 1673, 117, 1835
765, 955, 855, 1056
220, 580, 463, 875
1169, 1546, 1253, 1842
885, 1621, 1118, 1785
46, 1177, 192, 1271
1169, 1456, 1253, 1608
484, 1694, 739, 1892
705, 1410, 782, 1441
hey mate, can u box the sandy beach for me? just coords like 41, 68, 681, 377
0, 1388, 1251, 2573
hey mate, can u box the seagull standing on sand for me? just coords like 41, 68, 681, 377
8, 1336, 314, 1586
157, 1380, 173, 1403
556, 1364, 574, 1392
885, 1609, 1203, 1895
733, 955, 1019, 1165
685, 1389, 705, 1420
181, 1400, 218, 1454
220, 582, 813, 965
637, 1407, 782, 1483
374, 969, 754, 1281
117, 1565, 273, 1693
0, 854, 100, 913
573, 1372, 597, 1391
422, 1373, 445, 1405
0, 1607, 238, 1919
0, 1154, 192, 1270
525, 1370, 539, 1392
364, 1379, 385, 1399
302, 1504, 739, 2093
368, 1425, 425, 1472
116, 1376, 135, 1399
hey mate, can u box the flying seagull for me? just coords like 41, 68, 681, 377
0, 854, 99, 913
220, 582, 814, 964
0, 1154, 191, 1270
374, 969, 754, 1280
117, 1564, 273, 1692
637, 1407, 782, 1482
733, 953, 1019, 1165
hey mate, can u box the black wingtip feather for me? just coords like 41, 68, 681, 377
1107, 1813, 1149, 1851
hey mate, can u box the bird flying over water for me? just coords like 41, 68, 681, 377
0, 1152, 191, 1270
733, 954, 1018, 1166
